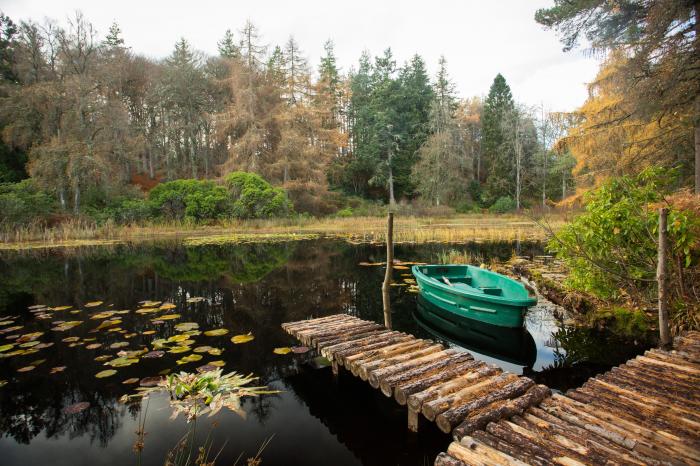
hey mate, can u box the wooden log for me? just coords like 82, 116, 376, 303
367, 348, 454, 388
281, 314, 351, 331
423, 373, 517, 421
471, 429, 549, 466
380, 352, 473, 397
436, 377, 535, 433
285, 315, 357, 334
394, 360, 484, 405
485, 421, 564, 464
623, 358, 700, 387
433, 452, 466, 466
408, 364, 500, 413
349, 340, 430, 376
334, 335, 414, 365
407, 407, 420, 433
313, 324, 384, 347
451, 384, 550, 439
357, 343, 441, 380
319, 330, 400, 359
639, 352, 700, 375
598, 370, 700, 407
297, 320, 377, 346
657, 207, 671, 348
363, 344, 444, 384
523, 408, 660, 466
447, 438, 528, 466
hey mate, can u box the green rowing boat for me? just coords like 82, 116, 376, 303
411, 264, 537, 328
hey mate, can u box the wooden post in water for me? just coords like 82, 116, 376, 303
657, 207, 671, 348
382, 212, 394, 330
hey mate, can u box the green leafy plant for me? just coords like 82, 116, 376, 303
0, 180, 55, 226
149, 180, 232, 221
225, 171, 293, 219
489, 196, 516, 213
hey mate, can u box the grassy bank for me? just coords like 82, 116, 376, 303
0, 213, 568, 250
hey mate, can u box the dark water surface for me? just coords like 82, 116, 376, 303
0, 239, 652, 466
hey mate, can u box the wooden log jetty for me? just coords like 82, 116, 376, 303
436, 330, 700, 466
281, 314, 549, 434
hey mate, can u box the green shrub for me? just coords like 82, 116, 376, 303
149, 179, 232, 221
0, 180, 55, 226
548, 167, 699, 303
488, 196, 516, 213
335, 207, 354, 217
116, 198, 152, 223
224, 172, 293, 219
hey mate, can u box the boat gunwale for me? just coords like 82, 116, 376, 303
411, 265, 537, 307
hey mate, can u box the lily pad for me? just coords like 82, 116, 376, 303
64, 402, 90, 414
159, 303, 177, 310
17, 332, 43, 343
84, 301, 103, 308
193, 346, 213, 353
273, 347, 292, 355
196, 364, 217, 373
176, 354, 203, 364
50, 366, 67, 374
86, 343, 102, 350
158, 368, 171, 375
94, 355, 112, 362
208, 348, 224, 356
122, 378, 140, 384
94, 319, 121, 331
17, 365, 35, 372
19, 341, 40, 348
62, 336, 80, 343
135, 308, 161, 315
186, 297, 205, 303
106, 357, 139, 367
231, 333, 254, 344
90, 311, 115, 320
139, 376, 162, 387
204, 328, 229, 337
157, 314, 181, 321
0, 344, 15, 352
95, 369, 117, 378
167, 334, 190, 343
0, 380, 7, 387
142, 330, 156, 335
291, 346, 310, 354
174, 322, 198, 332
142, 350, 165, 359
52, 321, 83, 331
50, 306, 72, 311
109, 342, 129, 349
208, 360, 226, 367
168, 346, 191, 354
140, 301, 161, 307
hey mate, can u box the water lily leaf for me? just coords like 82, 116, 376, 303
273, 347, 292, 355
193, 346, 213, 353
174, 322, 199, 332
157, 314, 181, 321
107, 357, 139, 367
68, 342, 83, 348
52, 321, 83, 331
50, 366, 66, 374
139, 376, 162, 387
176, 354, 202, 364
159, 303, 177, 310
19, 341, 40, 348
17, 332, 43, 343
231, 333, 254, 344
28, 304, 47, 310
0, 380, 7, 387
34, 342, 54, 349
90, 311, 115, 320
186, 297, 205, 303
85, 343, 102, 350
0, 320, 14, 326
310, 356, 331, 369
168, 346, 191, 354
140, 301, 161, 308
135, 308, 161, 314
50, 306, 72, 311
62, 336, 80, 343
95, 319, 122, 331
115, 310, 131, 315
204, 328, 229, 337
208, 348, 223, 356
84, 301, 103, 308
122, 378, 140, 384
142, 330, 156, 335
158, 368, 171, 375
109, 342, 129, 349
29, 359, 46, 366
151, 339, 168, 349
142, 350, 165, 359
208, 360, 226, 367
64, 402, 90, 414
0, 326, 23, 334
291, 346, 310, 354
167, 334, 190, 343
107, 327, 123, 333
95, 369, 117, 378
151, 320, 164, 325
94, 355, 112, 362
0, 344, 14, 352
17, 365, 35, 372
196, 364, 217, 373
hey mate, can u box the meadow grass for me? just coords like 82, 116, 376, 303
0, 213, 569, 250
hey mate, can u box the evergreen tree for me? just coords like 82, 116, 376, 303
103, 22, 125, 49
217, 29, 239, 59
481, 73, 514, 203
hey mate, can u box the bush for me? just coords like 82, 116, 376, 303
455, 200, 480, 214
0, 180, 55, 226
548, 167, 699, 305
115, 198, 152, 224
224, 172, 293, 219
149, 179, 232, 221
488, 196, 516, 213
335, 207, 353, 218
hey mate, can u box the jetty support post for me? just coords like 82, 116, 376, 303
657, 207, 671, 348
382, 212, 394, 330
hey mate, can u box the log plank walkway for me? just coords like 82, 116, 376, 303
283, 315, 700, 465
281, 314, 550, 434
436, 331, 700, 465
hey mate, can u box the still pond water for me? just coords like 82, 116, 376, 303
0, 239, 651, 466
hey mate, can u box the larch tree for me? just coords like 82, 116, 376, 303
536, 0, 700, 193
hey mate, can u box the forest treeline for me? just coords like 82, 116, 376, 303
0, 1, 698, 227
0, 11, 575, 225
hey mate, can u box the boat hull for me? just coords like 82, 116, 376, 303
412, 265, 534, 328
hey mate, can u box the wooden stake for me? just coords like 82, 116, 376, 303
382, 212, 394, 329
657, 207, 671, 348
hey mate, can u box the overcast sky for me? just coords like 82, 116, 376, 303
1, 0, 601, 111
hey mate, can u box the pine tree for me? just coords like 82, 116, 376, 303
217, 29, 239, 59
103, 22, 125, 49
481, 73, 514, 202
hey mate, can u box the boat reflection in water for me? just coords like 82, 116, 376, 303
413, 296, 537, 372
